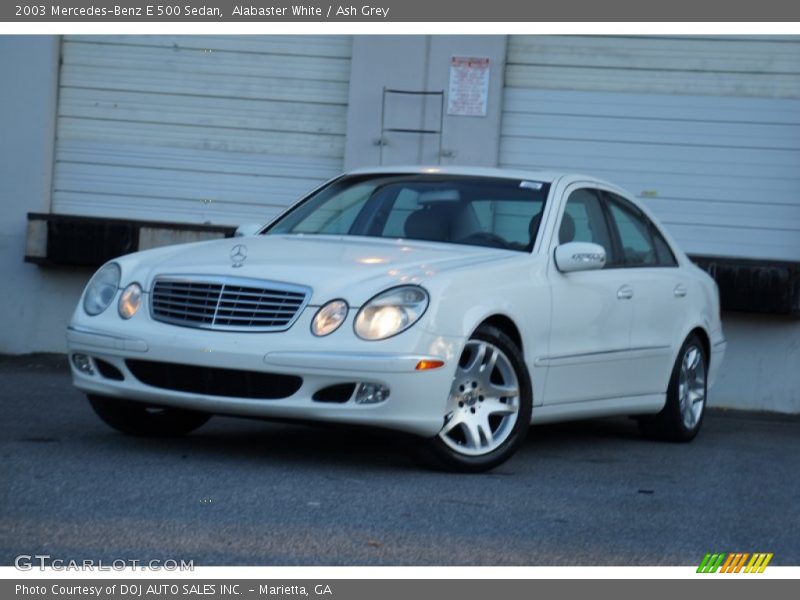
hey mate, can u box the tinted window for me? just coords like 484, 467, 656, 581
561, 188, 616, 267
605, 193, 676, 267
652, 227, 678, 266
267, 175, 551, 252
470, 198, 545, 247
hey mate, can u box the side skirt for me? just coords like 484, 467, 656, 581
530, 393, 666, 425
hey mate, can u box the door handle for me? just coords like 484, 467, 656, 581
617, 285, 634, 300
674, 284, 688, 298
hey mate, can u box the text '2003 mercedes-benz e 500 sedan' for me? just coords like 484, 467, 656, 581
68, 167, 726, 472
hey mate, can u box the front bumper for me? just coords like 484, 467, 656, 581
66, 309, 462, 438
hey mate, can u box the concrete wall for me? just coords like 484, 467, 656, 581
0, 36, 90, 354
711, 314, 800, 414
344, 36, 507, 168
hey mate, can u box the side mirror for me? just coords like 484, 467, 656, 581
234, 223, 263, 238
554, 242, 606, 273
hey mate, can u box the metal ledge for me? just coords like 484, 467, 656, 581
25, 213, 235, 268
692, 255, 800, 318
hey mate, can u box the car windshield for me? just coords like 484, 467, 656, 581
265, 174, 551, 252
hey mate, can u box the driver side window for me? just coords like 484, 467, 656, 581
562, 188, 616, 267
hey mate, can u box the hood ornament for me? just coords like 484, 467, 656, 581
230, 244, 248, 268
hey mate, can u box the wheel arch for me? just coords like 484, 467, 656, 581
476, 313, 523, 353
665, 325, 711, 395
687, 326, 711, 366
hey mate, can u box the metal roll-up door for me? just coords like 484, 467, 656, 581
52, 35, 352, 226
500, 36, 800, 262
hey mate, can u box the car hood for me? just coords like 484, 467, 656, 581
122, 234, 516, 305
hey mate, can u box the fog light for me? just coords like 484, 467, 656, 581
354, 382, 390, 404
72, 353, 95, 375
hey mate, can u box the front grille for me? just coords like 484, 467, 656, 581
150, 276, 310, 332
126, 360, 302, 400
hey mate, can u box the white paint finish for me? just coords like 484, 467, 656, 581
343, 36, 507, 168
53, 35, 353, 225
544, 185, 634, 403
0, 36, 90, 354
506, 36, 800, 98
530, 394, 665, 425
66, 167, 725, 439
501, 39, 800, 262
711, 315, 800, 414
542, 322, 635, 404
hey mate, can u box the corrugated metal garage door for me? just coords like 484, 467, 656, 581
52, 35, 352, 226
500, 36, 800, 261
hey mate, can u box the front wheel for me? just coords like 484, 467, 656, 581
88, 394, 211, 437
420, 325, 532, 472
639, 334, 708, 442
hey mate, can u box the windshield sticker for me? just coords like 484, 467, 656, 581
519, 181, 543, 190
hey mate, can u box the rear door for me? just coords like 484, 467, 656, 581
601, 190, 686, 394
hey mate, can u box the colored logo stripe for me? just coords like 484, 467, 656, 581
697, 553, 773, 573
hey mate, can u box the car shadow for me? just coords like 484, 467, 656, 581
84, 412, 647, 474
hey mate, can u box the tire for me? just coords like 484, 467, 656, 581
88, 394, 211, 437
638, 334, 708, 442
419, 324, 533, 473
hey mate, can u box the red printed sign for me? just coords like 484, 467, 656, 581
448, 56, 490, 117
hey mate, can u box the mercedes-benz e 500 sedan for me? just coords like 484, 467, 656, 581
68, 167, 725, 471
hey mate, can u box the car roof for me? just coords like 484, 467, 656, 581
343, 165, 598, 185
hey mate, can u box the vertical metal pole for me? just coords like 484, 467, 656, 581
379, 86, 387, 166
438, 91, 444, 165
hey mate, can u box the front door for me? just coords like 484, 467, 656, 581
544, 186, 635, 405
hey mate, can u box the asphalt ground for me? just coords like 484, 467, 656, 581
1, 354, 798, 566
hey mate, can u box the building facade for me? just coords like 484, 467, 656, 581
1, 34, 798, 412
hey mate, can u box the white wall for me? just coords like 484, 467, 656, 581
711, 315, 800, 413
53, 35, 352, 226
0, 36, 90, 354
344, 36, 507, 168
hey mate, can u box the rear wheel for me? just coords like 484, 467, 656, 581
639, 334, 707, 442
420, 325, 532, 472
88, 394, 211, 437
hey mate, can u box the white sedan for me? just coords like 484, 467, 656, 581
67, 167, 726, 471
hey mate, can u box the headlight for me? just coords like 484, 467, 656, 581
82, 263, 121, 316
354, 286, 429, 341
311, 299, 348, 336
118, 283, 143, 319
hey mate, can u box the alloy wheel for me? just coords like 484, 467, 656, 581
438, 340, 521, 456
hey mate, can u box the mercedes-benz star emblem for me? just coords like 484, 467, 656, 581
230, 244, 248, 268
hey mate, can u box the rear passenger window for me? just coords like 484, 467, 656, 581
652, 228, 678, 266
605, 193, 676, 268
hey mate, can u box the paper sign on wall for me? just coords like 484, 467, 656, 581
447, 56, 490, 117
